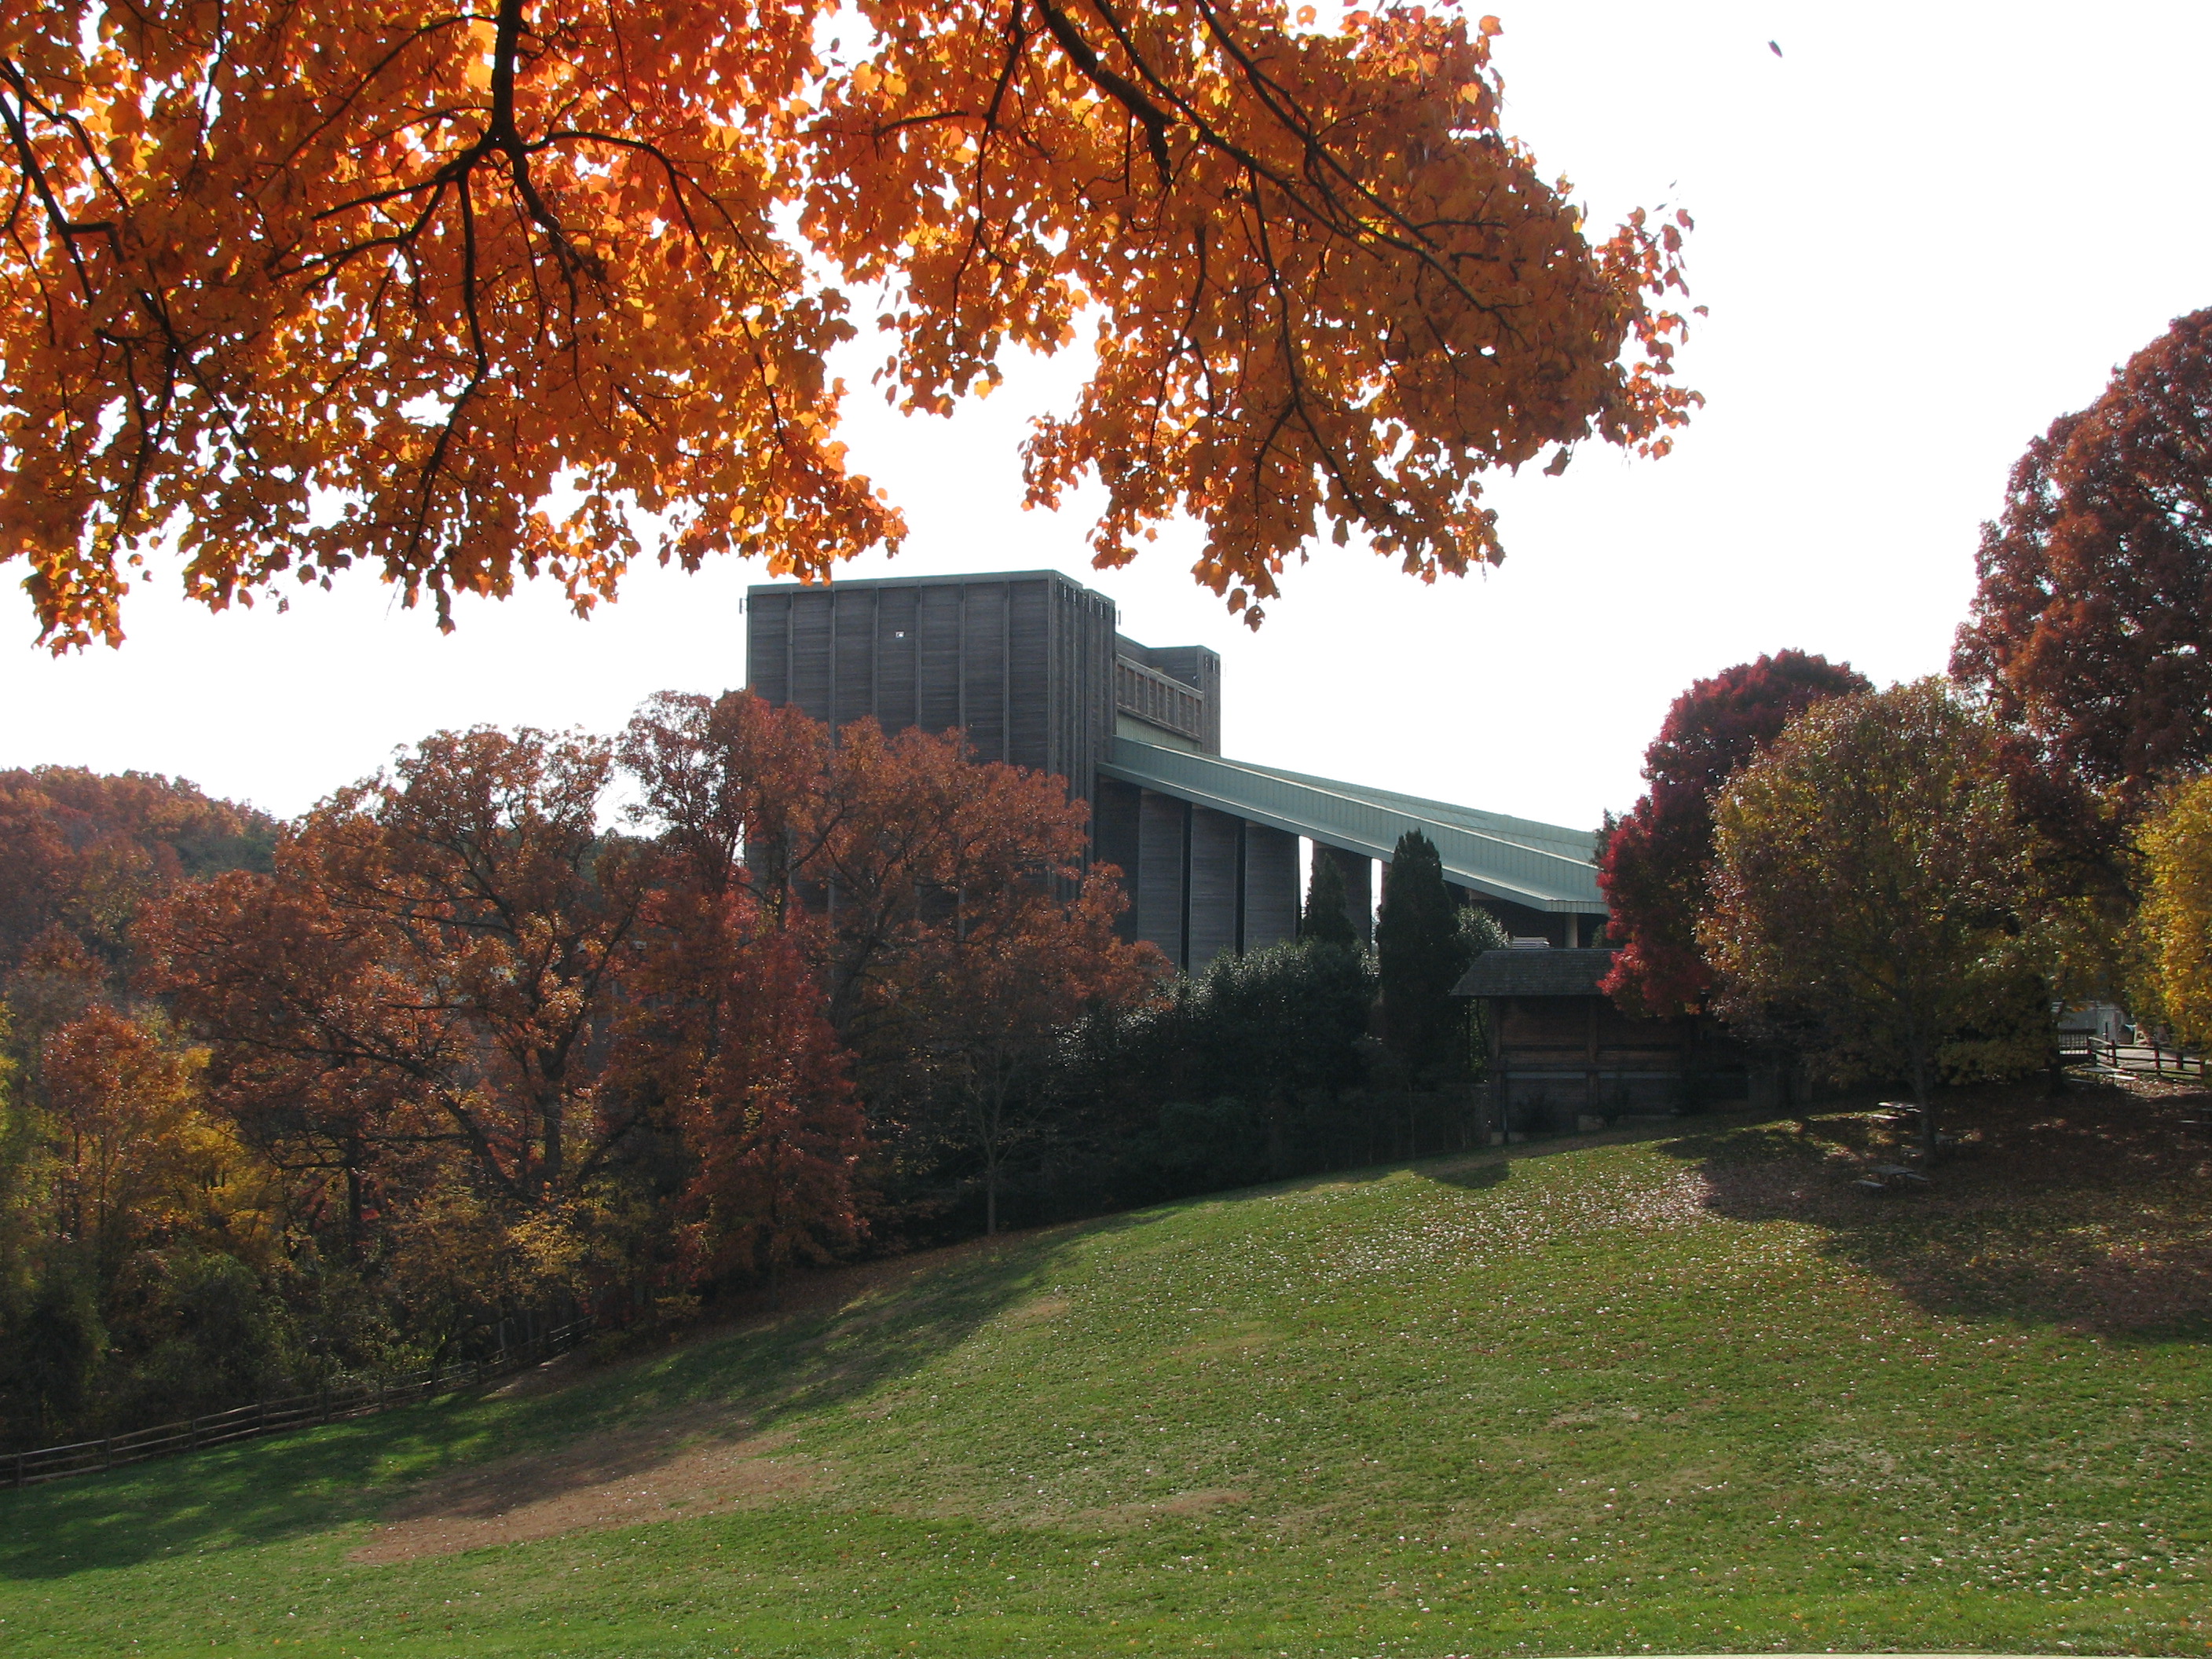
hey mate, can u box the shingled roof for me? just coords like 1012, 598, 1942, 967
1452, 947, 1617, 999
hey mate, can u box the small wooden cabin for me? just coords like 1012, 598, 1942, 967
1452, 947, 1748, 1135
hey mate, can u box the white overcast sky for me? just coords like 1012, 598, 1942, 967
6, 1, 2210, 831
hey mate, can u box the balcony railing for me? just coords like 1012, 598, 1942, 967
1115, 657, 1206, 744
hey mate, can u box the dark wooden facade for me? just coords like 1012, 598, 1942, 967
745, 571, 1118, 804
1455, 948, 1747, 1133
1092, 786, 1300, 970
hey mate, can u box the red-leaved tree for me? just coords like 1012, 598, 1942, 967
1952, 307, 2212, 808
621, 691, 1162, 1229
645, 923, 864, 1306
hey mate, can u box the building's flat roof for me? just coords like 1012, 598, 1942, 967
746, 569, 1101, 597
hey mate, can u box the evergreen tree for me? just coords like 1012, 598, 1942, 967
1376, 830, 1467, 1077
1301, 850, 1358, 947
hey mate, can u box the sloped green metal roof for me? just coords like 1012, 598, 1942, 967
1101, 738, 1605, 914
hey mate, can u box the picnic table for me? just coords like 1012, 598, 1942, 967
1855, 1163, 1930, 1195
1870, 1105, 1960, 1152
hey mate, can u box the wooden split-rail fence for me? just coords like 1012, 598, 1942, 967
2057, 1031, 2210, 1080
6, 1318, 591, 1491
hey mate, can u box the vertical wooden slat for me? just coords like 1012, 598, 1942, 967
1008, 579, 1050, 772
788, 590, 833, 723
961, 581, 1006, 760
1135, 789, 1186, 965
1243, 826, 1299, 952
916, 584, 961, 735
1177, 798, 1196, 972
1187, 807, 1240, 970
1093, 778, 1143, 941
834, 588, 878, 736
873, 586, 917, 731
745, 591, 792, 701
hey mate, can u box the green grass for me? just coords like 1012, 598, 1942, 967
7, 1090, 2212, 1657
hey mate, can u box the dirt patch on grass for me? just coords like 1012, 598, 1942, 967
1069, 1486, 1249, 1528
347, 1229, 1072, 1562
481, 1346, 594, 1402
347, 1415, 814, 1563
1001, 1294, 1071, 1326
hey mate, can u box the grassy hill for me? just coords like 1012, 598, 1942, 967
5, 1090, 2211, 1658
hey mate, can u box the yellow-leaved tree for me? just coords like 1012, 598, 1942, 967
1701, 680, 2055, 1155
2, 2, 1696, 646
2130, 775, 2212, 1050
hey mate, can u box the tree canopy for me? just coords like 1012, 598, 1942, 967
1701, 680, 2048, 1152
1597, 650, 1867, 1018
2, 1, 1696, 647
0, 768, 275, 978
1952, 307, 2212, 806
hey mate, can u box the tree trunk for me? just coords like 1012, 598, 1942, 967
541, 1098, 563, 1188
986, 1158, 999, 1236
1910, 1042, 1937, 1160
345, 1161, 366, 1265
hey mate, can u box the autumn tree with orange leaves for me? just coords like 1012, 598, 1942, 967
610, 694, 868, 1298
649, 933, 864, 1307
142, 696, 1153, 1320
3, 701, 1167, 1439
142, 727, 667, 1332
622, 690, 1160, 1229
3, 2, 1695, 646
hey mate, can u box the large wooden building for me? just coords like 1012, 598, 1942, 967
747, 569, 1612, 972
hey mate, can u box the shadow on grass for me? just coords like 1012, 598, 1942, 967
1419, 1156, 1514, 1196
1658, 1081, 2212, 1342
0, 1209, 1145, 1581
